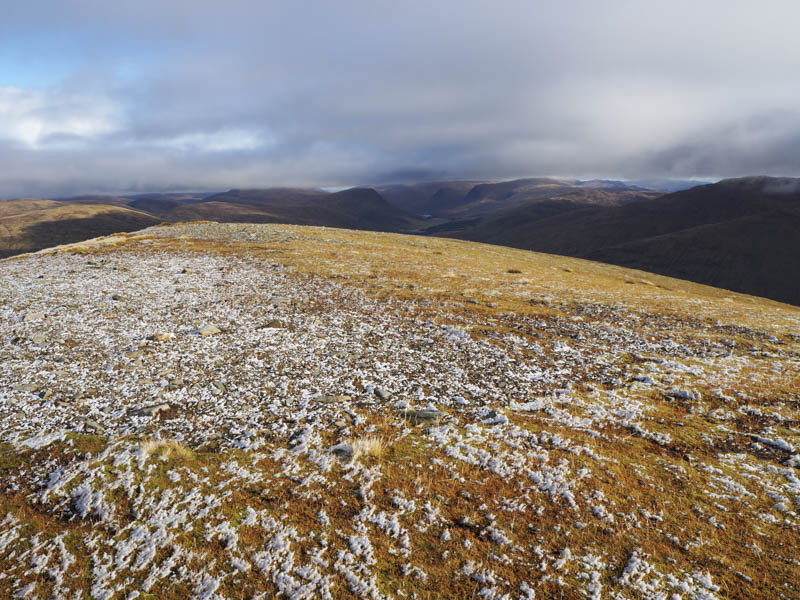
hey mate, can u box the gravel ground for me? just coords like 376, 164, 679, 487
140, 222, 309, 244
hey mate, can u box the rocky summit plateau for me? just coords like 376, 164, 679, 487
1, 222, 799, 599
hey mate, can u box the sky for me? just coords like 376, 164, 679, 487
1, 0, 800, 197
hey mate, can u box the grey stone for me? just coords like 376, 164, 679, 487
330, 443, 353, 461
667, 388, 698, 401
395, 408, 446, 424
14, 383, 39, 394
320, 394, 352, 403
482, 412, 509, 426
374, 387, 392, 400
79, 419, 104, 434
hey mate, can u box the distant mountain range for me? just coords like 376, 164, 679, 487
2, 176, 799, 306
377, 177, 664, 219
378, 178, 663, 237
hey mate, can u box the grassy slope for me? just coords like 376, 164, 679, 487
0, 202, 162, 258
1, 223, 797, 598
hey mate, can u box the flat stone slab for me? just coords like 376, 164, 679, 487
394, 408, 447, 424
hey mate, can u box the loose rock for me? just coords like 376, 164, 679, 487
396, 408, 446, 424
198, 324, 222, 336
374, 387, 392, 400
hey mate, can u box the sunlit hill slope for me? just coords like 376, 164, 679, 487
0, 223, 798, 599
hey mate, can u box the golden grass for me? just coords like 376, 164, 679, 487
139, 439, 194, 461
350, 435, 388, 462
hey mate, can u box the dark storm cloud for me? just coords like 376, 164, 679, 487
1, 0, 800, 197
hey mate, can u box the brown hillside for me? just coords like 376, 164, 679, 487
461, 176, 800, 305
0, 202, 161, 258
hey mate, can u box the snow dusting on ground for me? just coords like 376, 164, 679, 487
1, 223, 799, 599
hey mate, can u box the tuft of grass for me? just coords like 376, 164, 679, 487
0, 443, 26, 472
139, 439, 194, 461
350, 435, 387, 462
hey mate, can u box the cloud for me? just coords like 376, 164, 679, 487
0, 86, 120, 149
148, 129, 269, 153
1, 0, 800, 196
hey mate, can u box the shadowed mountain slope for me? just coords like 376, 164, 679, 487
381, 178, 660, 219
124, 193, 211, 215
0, 201, 161, 258
183, 187, 424, 231
377, 181, 480, 215
461, 176, 800, 305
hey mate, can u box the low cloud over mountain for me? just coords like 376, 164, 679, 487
2, 1, 800, 197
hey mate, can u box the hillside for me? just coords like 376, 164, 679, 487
381, 178, 660, 220
448, 179, 659, 219
377, 181, 480, 215
1, 223, 798, 599
124, 193, 212, 215
0, 188, 425, 258
0, 201, 161, 258
189, 187, 424, 231
462, 176, 800, 305
3, 176, 799, 305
